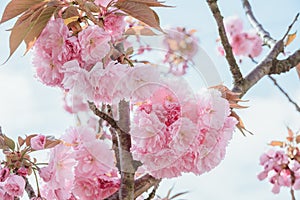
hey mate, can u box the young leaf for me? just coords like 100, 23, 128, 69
24, 4, 61, 53
25, 134, 38, 146
18, 136, 25, 147
3, 135, 15, 150
115, 1, 163, 31
0, 0, 46, 24
284, 32, 297, 46
44, 139, 61, 149
124, 0, 171, 7
269, 141, 286, 148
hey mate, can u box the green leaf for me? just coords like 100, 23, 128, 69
122, 0, 171, 7
0, 0, 47, 24
3, 135, 15, 150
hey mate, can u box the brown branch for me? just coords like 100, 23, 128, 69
232, 40, 284, 95
270, 49, 300, 74
88, 102, 123, 133
291, 188, 296, 200
268, 75, 300, 112
105, 174, 161, 200
206, 0, 244, 86
24, 177, 36, 199
117, 100, 135, 200
241, 0, 276, 47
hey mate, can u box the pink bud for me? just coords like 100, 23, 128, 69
0, 167, 10, 182
30, 135, 46, 150
17, 167, 28, 176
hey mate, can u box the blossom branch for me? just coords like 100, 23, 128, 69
206, 0, 244, 85
268, 75, 300, 112
241, 0, 276, 47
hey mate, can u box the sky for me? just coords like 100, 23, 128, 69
0, 0, 300, 200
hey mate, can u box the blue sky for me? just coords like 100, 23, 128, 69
0, 0, 300, 199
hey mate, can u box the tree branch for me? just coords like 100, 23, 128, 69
207, 0, 244, 86
232, 40, 284, 95
24, 177, 36, 199
117, 100, 135, 200
269, 49, 300, 74
268, 75, 300, 112
241, 0, 276, 47
105, 174, 161, 200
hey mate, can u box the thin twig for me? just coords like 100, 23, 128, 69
291, 188, 296, 200
282, 13, 300, 40
241, 0, 276, 47
268, 75, 300, 112
207, 0, 244, 86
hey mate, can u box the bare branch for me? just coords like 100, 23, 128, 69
270, 49, 300, 74
268, 75, 300, 113
241, 0, 276, 47
207, 0, 244, 85
233, 40, 284, 95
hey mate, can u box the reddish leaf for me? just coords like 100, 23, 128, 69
0, 0, 46, 24
44, 139, 61, 149
18, 136, 25, 147
269, 141, 286, 148
121, 0, 171, 7
25, 134, 38, 146
62, 6, 80, 19
6, 1, 61, 61
115, 1, 162, 31
24, 4, 61, 53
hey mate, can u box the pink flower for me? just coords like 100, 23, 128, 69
224, 16, 243, 36
17, 167, 28, 176
103, 13, 126, 38
89, 61, 129, 104
4, 175, 26, 197
30, 135, 46, 150
75, 140, 115, 176
32, 18, 71, 87
39, 166, 53, 182
78, 25, 111, 66
0, 167, 10, 182
94, 0, 113, 7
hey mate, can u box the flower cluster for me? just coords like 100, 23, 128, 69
218, 16, 263, 58
258, 128, 300, 194
163, 27, 199, 76
40, 126, 120, 199
131, 79, 237, 178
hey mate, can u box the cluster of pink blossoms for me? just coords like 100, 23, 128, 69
0, 173, 26, 199
131, 79, 237, 178
218, 16, 263, 58
258, 149, 300, 194
163, 27, 199, 76
39, 126, 120, 199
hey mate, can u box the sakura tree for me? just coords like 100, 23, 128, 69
0, 0, 299, 200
